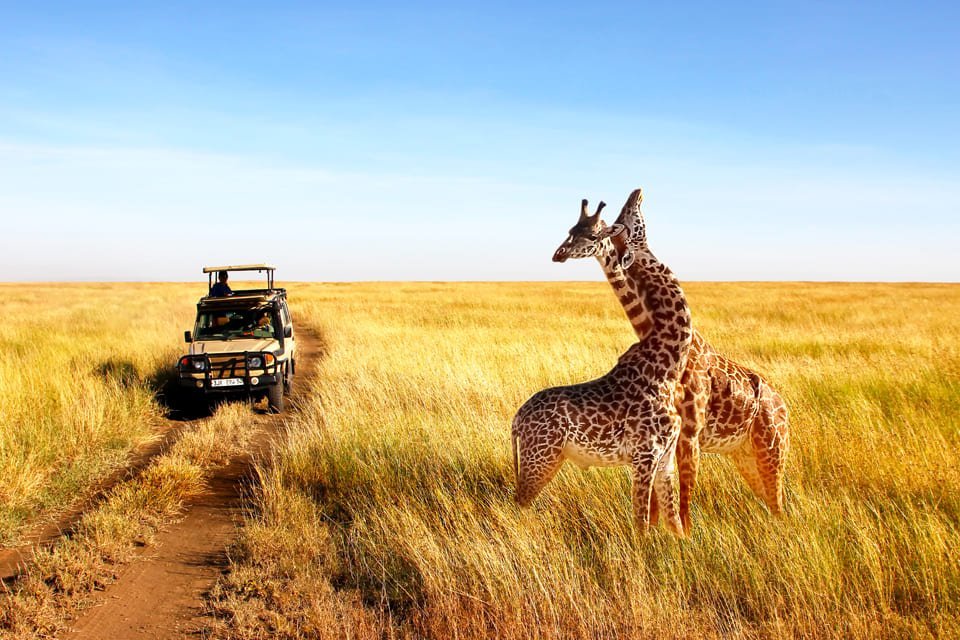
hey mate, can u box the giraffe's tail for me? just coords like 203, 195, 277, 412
511, 431, 519, 492
749, 373, 764, 423
510, 412, 523, 500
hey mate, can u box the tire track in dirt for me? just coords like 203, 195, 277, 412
0, 395, 198, 580
54, 329, 324, 639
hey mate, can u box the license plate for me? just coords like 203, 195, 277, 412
211, 378, 243, 388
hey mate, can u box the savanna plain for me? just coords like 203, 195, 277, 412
1, 281, 958, 639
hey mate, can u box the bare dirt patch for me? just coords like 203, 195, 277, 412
64, 447, 264, 639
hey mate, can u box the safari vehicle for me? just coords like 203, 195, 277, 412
178, 264, 296, 412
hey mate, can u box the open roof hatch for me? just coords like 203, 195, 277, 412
203, 264, 276, 291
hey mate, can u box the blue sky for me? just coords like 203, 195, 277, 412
1, 1, 957, 281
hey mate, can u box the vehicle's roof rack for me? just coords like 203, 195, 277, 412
200, 293, 271, 306
203, 264, 277, 291
202, 264, 275, 274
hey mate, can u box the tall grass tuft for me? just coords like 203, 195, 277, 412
0, 283, 196, 543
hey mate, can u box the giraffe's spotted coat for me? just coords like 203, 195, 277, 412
512, 191, 693, 536
553, 188, 791, 532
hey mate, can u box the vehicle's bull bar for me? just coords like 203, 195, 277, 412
178, 351, 281, 391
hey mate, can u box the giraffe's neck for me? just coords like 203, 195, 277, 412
594, 238, 654, 340
613, 232, 692, 382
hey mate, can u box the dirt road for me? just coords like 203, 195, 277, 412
56, 330, 323, 639
0, 421, 192, 581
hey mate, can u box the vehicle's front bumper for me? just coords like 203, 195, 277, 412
177, 351, 282, 394
178, 372, 280, 393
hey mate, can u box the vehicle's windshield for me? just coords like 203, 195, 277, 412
195, 308, 277, 340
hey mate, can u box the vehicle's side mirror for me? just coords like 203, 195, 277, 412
184, 331, 193, 343
283, 326, 293, 339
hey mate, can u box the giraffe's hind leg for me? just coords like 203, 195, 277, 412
676, 433, 699, 534
730, 448, 768, 510
750, 390, 789, 515
731, 394, 788, 515
514, 435, 565, 507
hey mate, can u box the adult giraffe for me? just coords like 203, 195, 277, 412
552, 189, 790, 531
511, 189, 693, 536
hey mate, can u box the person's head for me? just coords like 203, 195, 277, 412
218, 271, 228, 283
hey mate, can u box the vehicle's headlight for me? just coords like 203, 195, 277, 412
248, 356, 263, 368
191, 359, 206, 371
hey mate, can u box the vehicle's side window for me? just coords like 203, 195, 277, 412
280, 302, 291, 326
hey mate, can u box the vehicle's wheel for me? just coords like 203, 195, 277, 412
283, 361, 293, 394
267, 380, 284, 413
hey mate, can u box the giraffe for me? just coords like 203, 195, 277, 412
511, 189, 694, 536
552, 189, 790, 531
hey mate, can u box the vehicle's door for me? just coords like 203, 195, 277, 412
280, 300, 294, 353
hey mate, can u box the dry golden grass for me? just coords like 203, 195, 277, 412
205, 282, 960, 639
1, 402, 257, 638
2, 282, 958, 639
0, 283, 197, 544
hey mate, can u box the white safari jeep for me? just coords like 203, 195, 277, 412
178, 264, 296, 412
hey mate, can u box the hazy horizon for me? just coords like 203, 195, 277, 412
4, 278, 958, 285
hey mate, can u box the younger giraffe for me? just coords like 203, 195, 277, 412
511, 189, 693, 536
552, 190, 790, 531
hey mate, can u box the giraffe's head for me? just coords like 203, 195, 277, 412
599, 188, 646, 269
552, 199, 608, 263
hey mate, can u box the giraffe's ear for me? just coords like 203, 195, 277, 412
600, 223, 626, 239
620, 250, 636, 270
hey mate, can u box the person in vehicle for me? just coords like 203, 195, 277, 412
242, 311, 273, 337
256, 311, 273, 333
210, 271, 233, 297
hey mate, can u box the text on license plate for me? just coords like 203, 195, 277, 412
211, 378, 243, 388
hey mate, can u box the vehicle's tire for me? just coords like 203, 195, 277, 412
267, 380, 284, 413
283, 361, 293, 394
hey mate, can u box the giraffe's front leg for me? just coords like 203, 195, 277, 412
629, 451, 657, 534
649, 489, 660, 528
677, 384, 707, 534
654, 437, 684, 538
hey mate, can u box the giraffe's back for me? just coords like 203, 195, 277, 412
512, 361, 665, 467
696, 341, 767, 453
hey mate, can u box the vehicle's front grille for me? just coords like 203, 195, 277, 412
208, 354, 248, 379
